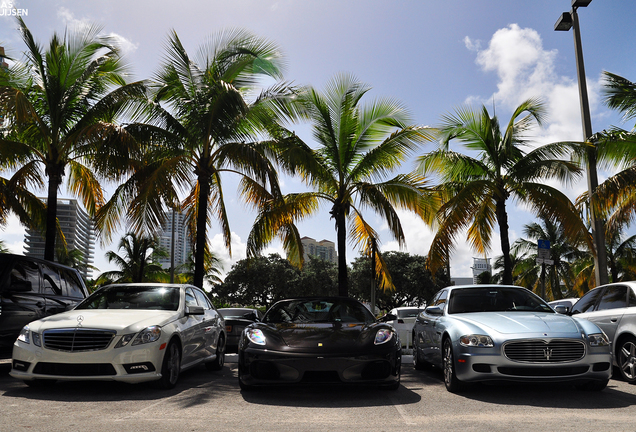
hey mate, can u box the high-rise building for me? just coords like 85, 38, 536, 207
24, 198, 95, 278
471, 257, 492, 284
0, 46, 8, 129
157, 210, 191, 270
300, 236, 337, 264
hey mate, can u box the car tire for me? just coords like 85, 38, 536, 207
617, 335, 636, 384
443, 338, 466, 393
156, 340, 181, 389
238, 365, 254, 391
206, 335, 226, 371
412, 335, 431, 371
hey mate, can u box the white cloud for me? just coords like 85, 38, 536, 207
1, 214, 26, 254
57, 7, 138, 56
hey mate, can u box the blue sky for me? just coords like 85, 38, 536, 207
1, 0, 636, 279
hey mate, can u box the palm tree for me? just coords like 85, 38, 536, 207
249, 74, 434, 297
0, 18, 143, 261
417, 98, 590, 285
97, 29, 293, 289
97, 232, 167, 284
589, 72, 636, 234
511, 217, 585, 300
606, 227, 636, 283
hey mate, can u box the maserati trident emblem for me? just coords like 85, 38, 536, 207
543, 347, 553, 361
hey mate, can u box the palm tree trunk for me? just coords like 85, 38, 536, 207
194, 177, 210, 289
44, 171, 62, 261
336, 210, 348, 297
495, 198, 513, 285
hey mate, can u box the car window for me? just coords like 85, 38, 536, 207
77, 286, 180, 310
571, 288, 602, 314
193, 288, 212, 309
397, 308, 424, 318
264, 299, 375, 324
447, 287, 552, 314
434, 289, 448, 307
630, 288, 636, 307
597, 285, 628, 311
185, 288, 198, 307
58, 268, 85, 298
8, 259, 39, 293
40, 263, 62, 295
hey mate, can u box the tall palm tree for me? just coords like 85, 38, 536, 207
606, 227, 636, 283
250, 74, 434, 297
97, 29, 293, 289
97, 232, 167, 284
589, 72, 636, 233
0, 18, 143, 261
417, 99, 590, 285
511, 217, 585, 300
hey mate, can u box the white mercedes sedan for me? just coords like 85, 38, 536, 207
10, 283, 226, 389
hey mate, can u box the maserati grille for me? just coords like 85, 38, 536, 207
503, 339, 586, 363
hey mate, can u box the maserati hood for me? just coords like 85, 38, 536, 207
456, 312, 581, 335
28, 310, 179, 334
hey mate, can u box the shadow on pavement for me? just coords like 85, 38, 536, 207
411, 365, 636, 409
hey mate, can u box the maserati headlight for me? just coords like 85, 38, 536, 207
459, 334, 494, 347
132, 326, 162, 345
17, 325, 30, 344
374, 328, 394, 345
588, 333, 610, 347
247, 328, 266, 345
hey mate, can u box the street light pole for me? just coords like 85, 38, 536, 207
555, 0, 608, 286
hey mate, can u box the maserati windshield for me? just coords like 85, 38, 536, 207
447, 287, 553, 314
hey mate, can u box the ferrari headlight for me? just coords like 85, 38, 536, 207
17, 325, 30, 344
460, 334, 494, 347
247, 328, 266, 345
374, 328, 394, 345
588, 333, 610, 347
132, 326, 162, 345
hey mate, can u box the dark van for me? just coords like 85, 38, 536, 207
0, 254, 89, 358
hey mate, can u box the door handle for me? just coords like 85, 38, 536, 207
611, 317, 618, 322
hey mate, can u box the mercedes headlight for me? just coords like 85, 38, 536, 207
17, 325, 30, 344
459, 334, 494, 347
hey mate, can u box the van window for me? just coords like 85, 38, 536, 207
59, 268, 85, 298
8, 260, 39, 293
41, 263, 62, 295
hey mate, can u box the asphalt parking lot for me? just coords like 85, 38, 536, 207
2, 355, 636, 432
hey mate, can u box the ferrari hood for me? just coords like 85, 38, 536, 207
267, 323, 379, 351
29, 310, 179, 333
455, 312, 581, 335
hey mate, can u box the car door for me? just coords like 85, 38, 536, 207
193, 287, 220, 358
181, 287, 206, 365
417, 289, 448, 365
40, 263, 75, 316
0, 258, 42, 353
576, 284, 629, 343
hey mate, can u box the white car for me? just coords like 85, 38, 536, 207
548, 298, 579, 314
11, 283, 226, 389
386, 306, 426, 348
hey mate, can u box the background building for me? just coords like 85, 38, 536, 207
157, 209, 191, 270
24, 198, 95, 278
471, 257, 492, 284
300, 236, 337, 264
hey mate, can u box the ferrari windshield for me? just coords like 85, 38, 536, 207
447, 287, 553, 314
76, 286, 180, 311
263, 299, 375, 324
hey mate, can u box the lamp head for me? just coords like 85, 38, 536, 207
554, 12, 573, 31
